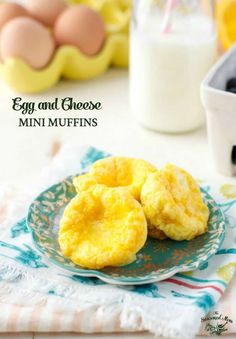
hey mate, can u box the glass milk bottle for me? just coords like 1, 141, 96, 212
130, 0, 217, 133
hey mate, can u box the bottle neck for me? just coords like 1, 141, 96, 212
133, 0, 214, 17
133, 0, 214, 32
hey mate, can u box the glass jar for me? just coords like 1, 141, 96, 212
130, 0, 217, 133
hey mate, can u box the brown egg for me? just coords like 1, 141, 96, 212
54, 5, 106, 56
25, 0, 67, 27
0, 2, 28, 31
0, 17, 55, 69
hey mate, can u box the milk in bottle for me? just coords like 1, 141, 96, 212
130, 0, 217, 133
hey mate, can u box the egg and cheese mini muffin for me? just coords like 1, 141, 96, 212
59, 185, 147, 269
141, 164, 209, 241
73, 157, 157, 201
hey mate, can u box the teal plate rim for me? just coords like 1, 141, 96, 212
27, 175, 226, 285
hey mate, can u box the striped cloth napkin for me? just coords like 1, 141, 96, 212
0, 145, 236, 339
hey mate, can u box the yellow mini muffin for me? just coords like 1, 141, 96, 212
59, 184, 147, 269
141, 164, 209, 241
73, 172, 167, 240
73, 156, 157, 201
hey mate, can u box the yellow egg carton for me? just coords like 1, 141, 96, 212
0, 0, 131, 93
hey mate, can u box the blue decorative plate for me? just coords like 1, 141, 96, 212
27, 176, 226, 285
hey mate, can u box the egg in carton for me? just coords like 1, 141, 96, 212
69, 0, 130, 34
0, 0, 131, 93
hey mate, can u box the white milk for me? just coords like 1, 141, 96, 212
130, 13, 217, 133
